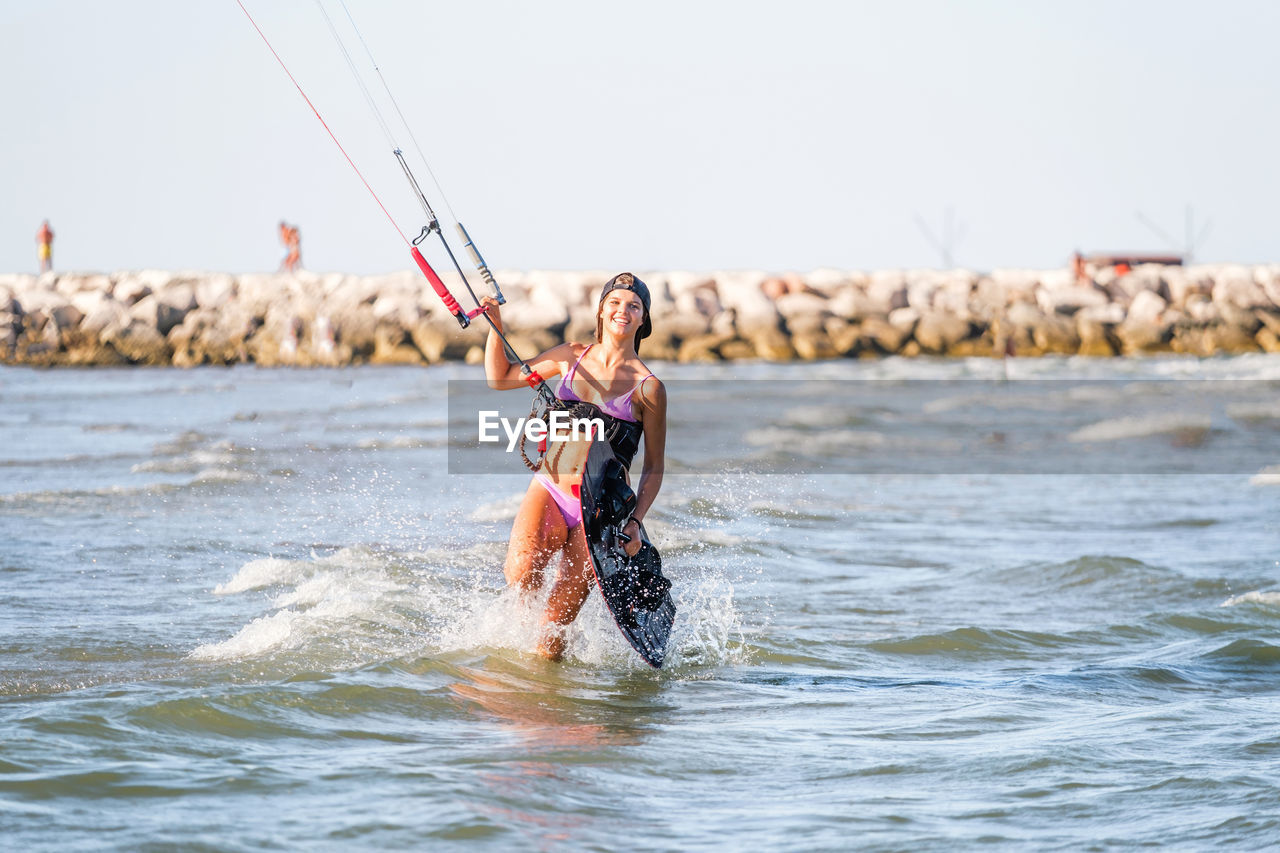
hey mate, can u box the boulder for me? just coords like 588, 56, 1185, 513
1077, 302, 1127, 326
745, 326, 796, 361
1257, 328, 1280, 354
776, 292, 831, 335
866, 270, 908, 313
676, 333, 726, 363
1005, 301, 1045, 329
1213, 266, 1270, 310
717, 338, 757, 360
718, 273, 780, 335
913, 311, 971, 353
81, 296, 129, 336
129, 294, 187, 337
1126, 290, 1167, 325
827, 320, 863, 356
1036, 282, 1110, 316
792, 330, 838, 361
1185, 294, 1219, 324
500, 282, 570, 335
827, 285, 880, 320
1255, 310, 1280, 337
1031, 315, 1080, 354
194, 274, 237, 309
17, 289, 83, 332
969, 277, 1009, 320
803, 268, 853, 296
1115, 291, 1171, 354
1076, 313, 1116, 356
888, 306, 920, 332
103, 319, 172, 365
111, 274, 154, 306
860, 317, 909, 353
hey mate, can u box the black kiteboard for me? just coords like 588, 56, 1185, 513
580, 438, 676, 668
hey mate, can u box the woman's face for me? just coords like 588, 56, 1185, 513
599, 290, 646, 340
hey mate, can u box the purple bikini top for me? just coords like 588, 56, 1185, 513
557, 345, 653, 423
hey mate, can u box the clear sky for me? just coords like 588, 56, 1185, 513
3, 0, 1276, 275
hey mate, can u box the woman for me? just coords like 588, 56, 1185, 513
481, 273, 667, 661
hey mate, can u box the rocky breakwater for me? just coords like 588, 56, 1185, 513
2, 263, 1279, 367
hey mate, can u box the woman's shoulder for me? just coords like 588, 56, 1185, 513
634, 366, 666, 404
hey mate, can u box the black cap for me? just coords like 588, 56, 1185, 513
599, 272, 652, 342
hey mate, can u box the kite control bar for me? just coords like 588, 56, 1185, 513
410, 247, 486, 329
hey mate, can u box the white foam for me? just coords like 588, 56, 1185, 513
780, 405, 846, 427
192, 468, 256, 484
197, 548, 410, 661
213, 557, 303, 594
1227, 401, 1280, 422
1222, 590, 1280, 607
744, 426, 889, 451
190, 609, 299, 660
197, 538, 750, 670
1249, 465, 1280, 486
1068, 413, 1212, 443
469, 492, 527, 523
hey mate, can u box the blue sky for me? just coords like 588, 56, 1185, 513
3, 0, 1276, 274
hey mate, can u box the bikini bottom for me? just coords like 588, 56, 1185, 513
533, 472, 581, 529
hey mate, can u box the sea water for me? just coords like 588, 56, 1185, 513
2, 356, 1279, 850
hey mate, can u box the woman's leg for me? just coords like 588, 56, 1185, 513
536, 525, 595, 661
504, 479, 568, 591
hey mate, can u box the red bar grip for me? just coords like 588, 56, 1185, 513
411, 247, 466, 322
525, 370, 545, 389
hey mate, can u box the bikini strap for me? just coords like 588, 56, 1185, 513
565, 343, 594, 384
622, 373, 657, 406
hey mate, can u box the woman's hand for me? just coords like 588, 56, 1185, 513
478, 295, 502, 329
621, 518, 642, 557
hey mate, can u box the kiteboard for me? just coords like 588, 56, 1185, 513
580, 438, 676, 668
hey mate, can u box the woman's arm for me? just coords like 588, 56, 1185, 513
480, 296, 573, 389
623, 375, 667, 556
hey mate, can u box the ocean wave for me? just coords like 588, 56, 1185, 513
1202, 638, 1280, 666
1226, 401, 1280, 423
468, 492, 526, 523
130, 448, 242, 474
196, 538, 746, 672
195, 548, 411, 662
984, 555, 1185, 599
1249, 465, 1280, 486
1068, 413, 1213, 443
1221, 590, 1280, 607
867, 626, 1079, 659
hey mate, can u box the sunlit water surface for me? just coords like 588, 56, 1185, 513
3, 355, 1280, 850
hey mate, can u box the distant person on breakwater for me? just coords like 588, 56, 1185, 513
1071, 250, 1092, 285
279, 221, 301, 273
36, 220, 54, 273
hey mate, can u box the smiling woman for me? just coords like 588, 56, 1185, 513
479, 273, 668, 661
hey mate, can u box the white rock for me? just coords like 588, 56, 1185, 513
1006, 302, 1045, 328
1127, 290, 1168, 325
1077, 302, 1127, 325
803, 268, 853, 295
1213, 265, 1269, 309
195, 274, 236, 309
774, 292, 830, 321
827, 285, 880, 319
501, 283, 570, 332
888, 306, 920, 330
112, 275, 153, 306
717, 273, 778, 332
81, 297, 129, 335
867, 270, 908, 312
